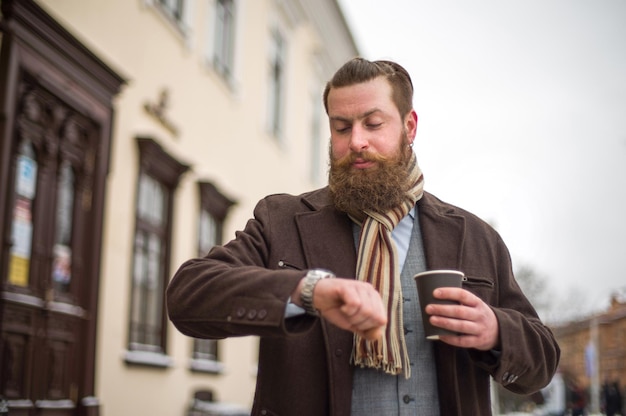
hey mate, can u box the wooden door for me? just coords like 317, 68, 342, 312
0, 1, 124, 415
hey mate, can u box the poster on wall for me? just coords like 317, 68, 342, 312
9, 153, 37, 286
9, 198, 33, 286
16, 153, 37, 198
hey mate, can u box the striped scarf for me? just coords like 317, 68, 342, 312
350, 152, 424, 378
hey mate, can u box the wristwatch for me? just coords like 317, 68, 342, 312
300, 269, 335, 316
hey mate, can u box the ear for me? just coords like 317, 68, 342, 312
405, 109, 418, 143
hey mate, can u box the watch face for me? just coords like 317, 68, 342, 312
310, 269, 334, 279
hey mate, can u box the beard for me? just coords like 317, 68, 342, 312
329, 131, 413, 217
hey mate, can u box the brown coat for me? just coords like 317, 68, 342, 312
167, 188, 560, 416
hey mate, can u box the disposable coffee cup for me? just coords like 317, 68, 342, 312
414, 269, 464, 340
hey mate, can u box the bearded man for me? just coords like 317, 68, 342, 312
167, 58, 560, 416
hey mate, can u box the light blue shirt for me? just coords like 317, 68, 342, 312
286, 208, 415, 317
393, 207, 416, 271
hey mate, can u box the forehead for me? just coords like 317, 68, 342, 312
327, 77, 397, 119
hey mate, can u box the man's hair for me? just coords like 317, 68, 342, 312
323, 57, 414, 117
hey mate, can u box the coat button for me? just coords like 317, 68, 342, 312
403, 395, 414, 404
502, 372, 517, 384
335, 349, 343, 357
247, 309, 257, 319
236, 307, 246, 318
258, 309, 267, 320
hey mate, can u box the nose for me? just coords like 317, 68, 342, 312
349, 125, 369, 152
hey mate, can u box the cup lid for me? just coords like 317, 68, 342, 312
414, 269, 464, 278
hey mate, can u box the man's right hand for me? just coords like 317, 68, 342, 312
291, 278, 387, 341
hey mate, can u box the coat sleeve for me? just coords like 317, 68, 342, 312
467, 228, 561, 395
166, 196, 316, 340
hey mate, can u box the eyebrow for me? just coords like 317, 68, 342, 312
329, 108, 383, 123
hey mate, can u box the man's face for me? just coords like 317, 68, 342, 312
327, 76, 416, 166
326, 77, 418, 215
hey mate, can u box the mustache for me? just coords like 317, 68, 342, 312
333, 151, 389, 167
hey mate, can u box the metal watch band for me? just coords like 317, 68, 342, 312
300, 269, 335, 316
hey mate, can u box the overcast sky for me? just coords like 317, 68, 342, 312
337, 0, 626, 319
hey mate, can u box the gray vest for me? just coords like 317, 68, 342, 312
350, 210, 440, 415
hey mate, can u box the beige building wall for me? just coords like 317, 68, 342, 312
34, 0, 358, 415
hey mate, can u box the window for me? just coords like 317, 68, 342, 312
212, 0, 236, 79
157, 0, 186, 24
127, 138, 189, 366
190, 181, 235, 373
198, 208, 219, 256
267, 27, 286, 140
5, 86, 95, 307
130, 174, 167, 350
309, 87, 323, 183
52, 160, 75, 294
150, 0, 191, 39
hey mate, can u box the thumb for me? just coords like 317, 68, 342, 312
360, 325, 385, 341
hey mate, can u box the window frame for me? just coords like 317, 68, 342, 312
212, 0, 236, 80
125, 137, 189, 368
189, 181, 235, 374
266, 26, 287, 141
156, 0, 187, 28
145, 0, 193, 44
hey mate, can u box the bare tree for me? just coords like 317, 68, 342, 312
514, 263, 552, 321
513, 263, 595, 325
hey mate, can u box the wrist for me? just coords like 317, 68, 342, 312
299, 269, 335, 316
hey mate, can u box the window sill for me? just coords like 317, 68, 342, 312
124, 349, 173, 368
35, 400, 75, 409
189, 358, 225, 374
190, 399, 248, 416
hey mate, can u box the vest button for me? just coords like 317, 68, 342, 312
403, 394, 414, 404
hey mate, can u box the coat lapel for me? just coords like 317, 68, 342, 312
295, 194, 357, 278
418, 192, 466, 271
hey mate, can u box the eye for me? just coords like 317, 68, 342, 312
363, 116, 384, 129
333, 124, 351, 134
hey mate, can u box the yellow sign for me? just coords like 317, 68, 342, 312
8, 254, 29, 287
